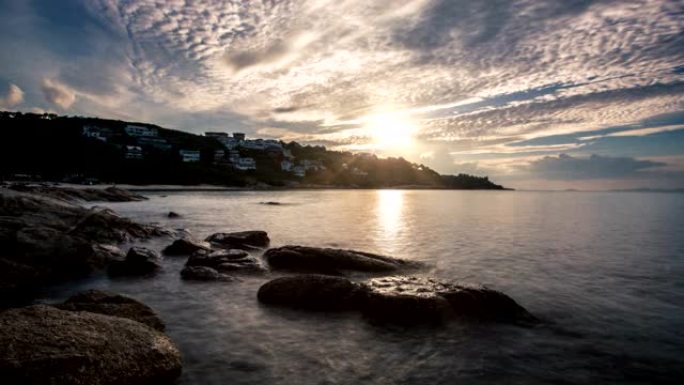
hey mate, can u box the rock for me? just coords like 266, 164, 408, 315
108, 247, 161, 277
163, 238, 211, 256
6, 184, 147, 202
361, 276, 538, 325
257, 275, 362, 311
256, 275, 537, 325
56, 290, 165, 331
205, 230, 270, 250
260, 201, 282, 205
180, 266, 234, 281
167, 211, 181, 218
0, 305, 181, 385
186, 249, 265, 274
264, 245, 419, 275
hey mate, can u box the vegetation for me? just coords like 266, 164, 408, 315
0, 111, 506, 189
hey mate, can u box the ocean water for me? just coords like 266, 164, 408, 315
40, 190, 684, 384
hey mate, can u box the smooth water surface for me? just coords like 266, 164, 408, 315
41, 190, 684, 384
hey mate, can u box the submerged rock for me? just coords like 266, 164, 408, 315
108, 247, 162, 277
56, 289, 165, 331
264, 245, 419, 275
180, 266, 234, 281
0, 305, 181, 385
205, 230, 270, 250
257, 275, 362, 311
163, 237, 211, 256
257, 275, 537, 325
187, 249, 265, 274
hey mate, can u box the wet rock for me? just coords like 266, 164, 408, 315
264, 245, 419, 275
187, 249, 265, 274
167, 211, 181, 218
0, 305, 181, 385
7, 184, 147, 202
108, 247, 161, 277
257, 275, 363, 311
205, 230, 269, 250
163, 238, 211, 256
56, 289, 165, 331
260, 201, 282, 205
180, 266, 234, 281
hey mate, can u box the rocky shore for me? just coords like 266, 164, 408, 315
0, 185, 537, 384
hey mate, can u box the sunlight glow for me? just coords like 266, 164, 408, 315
364, 113, 418, 151
376, 189, 405, 243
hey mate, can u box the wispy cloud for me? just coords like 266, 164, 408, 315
0, 83, 23, 107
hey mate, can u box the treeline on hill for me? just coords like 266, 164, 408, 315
0, 111, 506, 189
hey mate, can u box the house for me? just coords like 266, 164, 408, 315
235, 157, 256, 170
179, 149, 201, 162
82, 125, 112, 142
300, 159, 326, 172
227, 150, 240, 162
280, 159, 293, 172
293, 166, 306, 177
125, 145, 143, 159
137, 136, 172, 151
205, 132, 229, 138
240, 139, 266, 150
125, 125, 158, 137
233, 132, 246, 142
213, 150, 231, 166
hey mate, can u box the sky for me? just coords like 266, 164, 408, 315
0, 0, 683, 190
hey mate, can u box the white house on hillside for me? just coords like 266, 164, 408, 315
125, 125, 158, 137
179, 149, 201, 162
235, 157, 256, 170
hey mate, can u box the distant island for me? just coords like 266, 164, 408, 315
0, 111, 507, 190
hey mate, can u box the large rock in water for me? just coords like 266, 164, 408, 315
257, 275, 363, 310
264, 245, 419, 275
180, 266, 234, 282
108, 247, 162, 277
55, 289, 166, 331
0, 305, 182, 385
256, 275, 537, 325
0, 189, 165, 298
187, 249, 265, 274
163, 238, 211, 256
205, 231, 269, 250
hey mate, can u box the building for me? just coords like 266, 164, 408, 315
137, 136, 172, 151
235, 157, 256, 170
124, 145, 143, 159
300, 159, 326, 172
125, 125, 158, 137
240, 139, 266, 150
205, 132, 229, 138
227, 150, 240, 162
82, 125, 112, 142
233, 132, 246, 141
280, 159, 293, 172
293, 166, 306, 177
179, 149, 201, 162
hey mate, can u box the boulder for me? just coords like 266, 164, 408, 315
56, 289, 165, 331
264, 245, 419, 275
167, 211, 181, 218
180, 266, 234, 282
186, 249, 265, 274
0, 305, 181, 385
257, 275, 362, 311
108, 247, 161, 277
205, 230, 269, 250
163, 238, 211, 256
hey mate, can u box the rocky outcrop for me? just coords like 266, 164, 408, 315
187, 249, 265, 274
7, 184, 147, 202
257, 275, 537, 325
180, 266, 234, 281
257, 275, 362, 311
163, 238, 211, 256
264, 246, 420, 275
167, 211, 181, 218
108, 247, 162, 277
55, 289, 165, 331
0, 305, 182, 385
0, 189, 165, 298
205, 230, 269, 250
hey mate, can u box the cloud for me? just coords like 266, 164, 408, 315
41, 78, 76, 109
523, 153, 666, 180
0, 83, 23, 107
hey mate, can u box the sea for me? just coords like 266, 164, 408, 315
38, 190, 684, 384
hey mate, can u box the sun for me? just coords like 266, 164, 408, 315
364, 113, 418, 151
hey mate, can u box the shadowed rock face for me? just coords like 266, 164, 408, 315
0, 305, 182, 385
108, 247, 162, 277
257, 275, 537, 325
7, 185, 147, 202
264, 246, 420, 275
163, 238, 211, 256
0, 190, 165, 298
205, 231, 270, 250
55, 290, 165, 331
187, 249, 265, 274
257, 275, 363, 311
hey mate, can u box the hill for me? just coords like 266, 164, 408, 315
0, 111, 507, 189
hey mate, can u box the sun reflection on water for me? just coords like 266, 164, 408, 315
375, 190, 405, 250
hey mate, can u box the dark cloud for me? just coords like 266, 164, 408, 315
524, 153, 665, 179
223, 39, 289, 72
